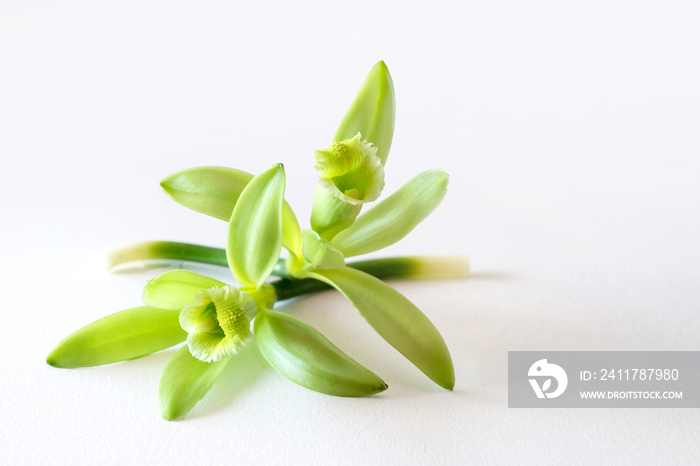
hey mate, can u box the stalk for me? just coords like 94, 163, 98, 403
108, 241, 469, 296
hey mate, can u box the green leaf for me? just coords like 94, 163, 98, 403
254, 309, 387, 396
331, 170, 449, 257
307, 267, 454, 390
142, 270, 227, 310
161, 166, 302, 260
334, 61, 395, 166
227, 165, 285, 289
46, 306, 185, 368
159, 345, 230, 421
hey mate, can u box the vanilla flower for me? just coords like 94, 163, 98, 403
314, 133, 385, 205
179, 286, 257, 362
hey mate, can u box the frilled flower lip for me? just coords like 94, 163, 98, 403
179, 286, 257, 363
314, 133, 385, 205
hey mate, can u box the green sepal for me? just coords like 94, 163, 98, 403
307, 267, 454, 390
46, 306, 185, 368
142, 270, 226, 310
334, 61, 395, 166
161, 166, 302, 262
160, 166, 253, 221
254, 309, 387, 397
227, 165, 286, 289
159, 345, 230, 421
331, 170, 449, 257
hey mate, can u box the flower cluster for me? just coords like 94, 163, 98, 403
47, 62, 469, 420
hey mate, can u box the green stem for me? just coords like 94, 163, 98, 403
273, 256, 469, 300
109, 241, 229, 270
108, 241, 469, 296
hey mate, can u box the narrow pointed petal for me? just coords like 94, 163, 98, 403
331, 170, 449, 257
142, 270, 227, 310
227, 165, 285, 289
307, 267, 454, 390
159, 345, 230, 421
46, 306, 185, 368
334, 61, 395, 166
160, 166, 302, 261
254, 309, 387, 396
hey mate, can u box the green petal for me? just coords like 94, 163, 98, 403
227, 165, 285, 289
159, 345, 230, 421
254, 309, 387, 396
160, 166, 302, 261
334, 61, 395, 166
46, 306, 185, 368
301, 229, 345, 269
142, 270, 227, 310
160, 166, 253, 221
331, 170, 449, 257
307, 267, 454, 390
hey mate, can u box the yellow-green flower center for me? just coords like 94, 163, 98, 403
314, 133, 385, 205
179, 286, 257, 362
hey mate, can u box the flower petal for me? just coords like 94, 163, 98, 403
142, 270, 227, 310
161, 166, 302, 262
227, 165, 285, 289
160, 166, 253, 221
334, 61, 395, 166
254, 309, 387, 396
307, 267, 454, 390
331, 170, 449, 257
187, 332, 246, 363
46, 306, 185, 368
301, 229, 345, 269
159, 345, 230, 421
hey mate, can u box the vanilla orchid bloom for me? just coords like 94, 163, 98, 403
314, 133, 385, 206
47, 61, 465, 421
179, 286, 257, 363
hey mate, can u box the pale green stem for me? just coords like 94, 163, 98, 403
108, 241, 468, 283
273, 256, 469, 300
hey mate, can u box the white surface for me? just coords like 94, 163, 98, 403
2, 0, 699, 464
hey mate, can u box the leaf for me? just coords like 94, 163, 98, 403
254, 309, 387, 396
331, 170, 449, 257
46, 306, 185, 368
160, 166, 302, 260
142, 270, 226, 310
542, 379, 552, 392
227, 165, 285, 289
334, 61, 395, 166
159, 345, 230, 421
307, 267, 454, 390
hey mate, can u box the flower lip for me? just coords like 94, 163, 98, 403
179, 286, 257, 363
314, 133, 385, 205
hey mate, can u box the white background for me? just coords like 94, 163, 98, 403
2, 0, 699, 464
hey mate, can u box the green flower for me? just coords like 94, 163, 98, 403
309, 61, 395, 240
179, 286, 257, 362
48, 61, 468, 421
314, 133, 385, 205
